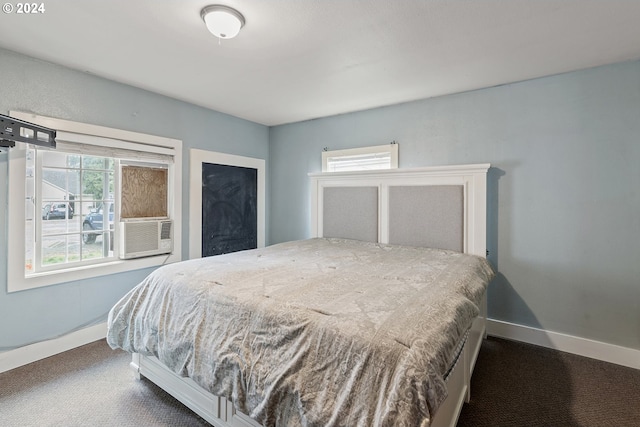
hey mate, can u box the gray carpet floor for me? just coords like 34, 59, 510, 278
0, 340, 208, 426
458, 337, 640, 427
1, 337, 639, 426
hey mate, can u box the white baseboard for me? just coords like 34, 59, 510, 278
487, 318, 640, 370
2, 320, 637, 374
0, 322, 107, 374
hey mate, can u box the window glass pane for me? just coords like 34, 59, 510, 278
66, 210, 82, 230
67, 154, 81, 168
82, 155, 113, 171
41, 234, 81, 266
322, 144, 398, 172
41, 235, 63, 266
326, 152, 392, 172
41, 201, 74, 222
82, 170, 114, 203
66, 169, 81, 196
82, 231, 112, 260
42, 168, 78, 206
82, 223, 98, 245
67, 234, 82, 263
41, 151, 70, 168
81, 202, 113, 244
80, 201, 97, 221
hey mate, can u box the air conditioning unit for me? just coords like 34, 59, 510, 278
119, 219, 173, 259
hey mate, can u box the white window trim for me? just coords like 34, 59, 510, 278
322, 143, 398, 172
7, 112, 183, 293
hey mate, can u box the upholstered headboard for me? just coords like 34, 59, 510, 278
309, 164, 490, 257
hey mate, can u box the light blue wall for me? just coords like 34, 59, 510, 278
0, 48, 269, 349
2, 46, 639, 355
269, 60, 640, 350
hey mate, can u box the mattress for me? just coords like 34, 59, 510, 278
107, 238, 495, 427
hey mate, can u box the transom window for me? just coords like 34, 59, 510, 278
322, 143, 398, 172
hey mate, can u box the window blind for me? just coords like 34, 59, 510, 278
52, 131, 174, 163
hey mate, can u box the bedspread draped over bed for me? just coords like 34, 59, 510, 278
107, 238, 495, 427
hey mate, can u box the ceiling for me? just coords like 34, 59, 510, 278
2, 0, 640, 126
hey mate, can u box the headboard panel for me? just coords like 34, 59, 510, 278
309, 164, 490, 257
388, 185, 464, 251
323, 186, 378, 242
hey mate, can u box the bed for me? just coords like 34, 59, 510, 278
107, 163, 494, 427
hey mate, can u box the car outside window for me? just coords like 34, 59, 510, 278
42, 203, 74, 220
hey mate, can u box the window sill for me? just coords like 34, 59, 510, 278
9, 252, 181, 293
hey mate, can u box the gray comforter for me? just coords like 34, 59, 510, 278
107, 238, 495, 427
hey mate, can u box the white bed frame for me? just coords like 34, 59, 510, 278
130, 163, 491, 427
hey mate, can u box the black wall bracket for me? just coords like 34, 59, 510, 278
0, 114, 57, 150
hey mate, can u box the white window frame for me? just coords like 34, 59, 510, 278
33, 148, 120, 273
7, 112, 183, 292
322, 143, 398, 172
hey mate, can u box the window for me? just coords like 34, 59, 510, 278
8, 112, 182, 292
322, 143, 398, 172
27, 149, 116, 273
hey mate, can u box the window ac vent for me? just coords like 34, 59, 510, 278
119, 220, 173, 259
160, 221, 172, 240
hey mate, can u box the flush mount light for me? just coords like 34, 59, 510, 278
201, 5, 245, 39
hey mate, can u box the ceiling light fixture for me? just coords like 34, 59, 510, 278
201, 5, 245, 40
